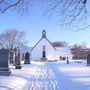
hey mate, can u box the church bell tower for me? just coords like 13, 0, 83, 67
42, 29, 46, 38
40, 29, 47, 61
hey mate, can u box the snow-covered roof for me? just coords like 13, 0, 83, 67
55, 47, 72, 55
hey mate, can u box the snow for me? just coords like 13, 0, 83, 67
0, 60, 90, 90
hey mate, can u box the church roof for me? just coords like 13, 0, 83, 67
55, 47, 72, 55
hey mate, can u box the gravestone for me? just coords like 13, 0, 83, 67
9, 51, 15, 64
15, 49, 22, 69
0, 49, 11, 76
66, 57, 69, 64
87, 53, 90, 66
24, 52, 30, 64
22, 53, 25, 61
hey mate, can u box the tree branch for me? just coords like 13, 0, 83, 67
1, 0, 22, 13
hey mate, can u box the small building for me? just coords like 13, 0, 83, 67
31, 30, 73, 61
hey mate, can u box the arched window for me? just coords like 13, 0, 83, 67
43, 45, 45, 51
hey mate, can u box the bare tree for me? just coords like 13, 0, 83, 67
71, 43, 87, 59
0, 0, 31, 14
43, 0, 89, 30
0, 0, 89, 30
0, 28, 26, 50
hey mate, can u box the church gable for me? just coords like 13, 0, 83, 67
31, 30, 57, 60
31, 30, 56, 52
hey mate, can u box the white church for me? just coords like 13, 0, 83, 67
30, 30, 73, 61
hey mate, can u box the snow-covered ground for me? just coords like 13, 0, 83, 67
0, 60, 90, 90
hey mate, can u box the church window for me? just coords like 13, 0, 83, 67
43, 45, 45, 51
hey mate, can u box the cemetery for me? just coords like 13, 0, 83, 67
0, 31, 90, 90
0, 0, 90, 89
0, 59, 90, 90
0, 43, 90, 90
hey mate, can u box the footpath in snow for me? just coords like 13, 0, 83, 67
0, 61, 57, 90
47, 60, 90, 90
0, 60, 90, 90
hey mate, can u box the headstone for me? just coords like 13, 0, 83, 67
66, 57, 69, 64
87, 53, 90, 66
15, 49, 22, 69
24, 52, 30, 64
9, 51, 15, 64
60, 56, 62, 60
0, 49, 11, 76
21, 53, 25, 61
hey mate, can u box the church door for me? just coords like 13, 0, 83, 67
42, 45, 46, 58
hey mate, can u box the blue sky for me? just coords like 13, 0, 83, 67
0, 2, 90, 47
